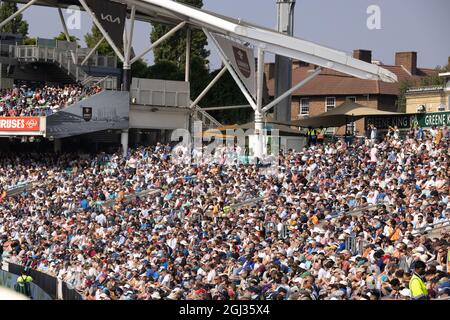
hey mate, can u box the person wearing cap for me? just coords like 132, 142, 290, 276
409, 261, 429, 300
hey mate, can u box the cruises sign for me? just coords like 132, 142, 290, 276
0, 116, 45, 136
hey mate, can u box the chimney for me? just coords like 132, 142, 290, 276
396, 52, 417, 75
353, 49, 372, 63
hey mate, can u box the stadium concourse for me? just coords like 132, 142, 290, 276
0, 84, 103, 117
0, 126, 448, 300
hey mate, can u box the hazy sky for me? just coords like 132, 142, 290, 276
21, 0, 450, 70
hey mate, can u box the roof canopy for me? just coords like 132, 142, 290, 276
8, 0, 397, 83
293, 101, 402, 128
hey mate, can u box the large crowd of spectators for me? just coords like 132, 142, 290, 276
0, 127, 449, 300
0, 83, 102, 117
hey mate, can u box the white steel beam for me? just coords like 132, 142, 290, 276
136, 0, 396, 83
81, 36, 104, 66
262, 67, 322, 113
130, 21, 186, 64
188, 66, 227, 109
124, 5, 137, 69
185, 27, 191, 82
200, 105, 252, 111
78, 0, 125, 62
256, 47, 265, 113
0, 0, 38, 30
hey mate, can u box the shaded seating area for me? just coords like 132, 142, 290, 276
292, 101, 402, 128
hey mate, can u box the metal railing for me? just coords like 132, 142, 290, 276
0, 260, 83, 300
192, 103, 223, 129
100, 188, 161, 208
412, 219, 450, 237
317, 203, 382, 228
11, 44, 117, 89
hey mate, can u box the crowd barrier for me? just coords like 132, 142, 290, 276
0, 260, 83, 300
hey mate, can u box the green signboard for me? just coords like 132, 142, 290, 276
366, 111, 450, 130
419, 111, 450, 127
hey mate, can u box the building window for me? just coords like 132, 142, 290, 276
346, 96, 357, 103
299, 98, 309, 116
325, 97, 336, 111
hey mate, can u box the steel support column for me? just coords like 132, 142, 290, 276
274, 0, 296, 122
185, 27, 191, 82
122, 5, 136, 91
254, 47, 265, 158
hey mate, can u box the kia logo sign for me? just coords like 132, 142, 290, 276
101, 13, 121, 25
25, 119, 38, 129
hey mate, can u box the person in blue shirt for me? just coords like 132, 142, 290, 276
80, 198, 89, 210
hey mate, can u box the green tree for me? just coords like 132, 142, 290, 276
84, 25, 114, 56
147, 59, 184, 81
420, 64, 449, 87
22, 37, 36, 45
0, 2, 29, 37
131, 58, 151, 78
202, 68, 252, 125
150, 0, 209, 88
397, 79, 415, 113
54, 32, 78, 42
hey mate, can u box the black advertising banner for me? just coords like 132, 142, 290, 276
86, 0, 127, 50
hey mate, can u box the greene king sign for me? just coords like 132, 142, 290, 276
366, 111, 450, 130
421, 112, 450, 127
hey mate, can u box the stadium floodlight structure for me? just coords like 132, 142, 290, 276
4, 0, 397, 157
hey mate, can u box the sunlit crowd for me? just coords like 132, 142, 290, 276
0, 83, 102, 117
0, 126, 449, 300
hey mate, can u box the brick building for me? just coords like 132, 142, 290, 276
265, 50, 437, 134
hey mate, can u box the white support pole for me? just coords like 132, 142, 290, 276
131, 21, 186, 64
188, 66, 227, 109
81, 36, 105, 66
78, 0, 125, 62
121, 129, 129, 157
123, 23, 128, 60
255, 47, 265, 158
124, 5, 136, 69
185, 27, 191, 82
203, 28, 257, 111
256, 47, 265, 113
262, 67, 322, 113
0, 0, 38, 30
57, 7, 77, 65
